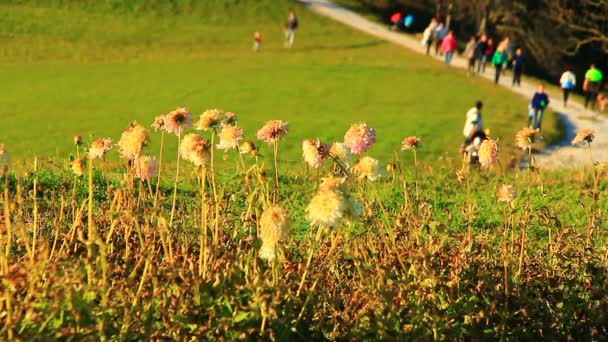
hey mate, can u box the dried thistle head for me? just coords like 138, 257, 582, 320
497, 184, 517, 204
478, 139, 498, 168
401, 136, 421, 151
571, 128, 595, 146
515, 128, 539, 150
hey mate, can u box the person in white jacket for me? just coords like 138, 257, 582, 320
463, 101, 484, 144
422, 18, 437, 55
560, 67, 576, 107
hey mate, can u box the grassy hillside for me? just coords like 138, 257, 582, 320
0, 0, 562, 167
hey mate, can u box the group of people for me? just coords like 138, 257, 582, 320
422, 19, 525, 86
253, 10, 299, 52
461, 85, 548, 164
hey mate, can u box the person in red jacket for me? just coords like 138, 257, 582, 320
390, 12, 402, 31
441, 30, 457, 65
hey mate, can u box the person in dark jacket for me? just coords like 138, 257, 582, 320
474, 34, 487, 73
285, 10, 298, 48
511, 48, 525, 87
529, 84, 549, 130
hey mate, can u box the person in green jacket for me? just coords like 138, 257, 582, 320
583, 64, 603, 109
492, 48, 507, 84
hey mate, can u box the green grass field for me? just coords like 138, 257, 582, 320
0, 0, 562, 167
2, 1, 608, 340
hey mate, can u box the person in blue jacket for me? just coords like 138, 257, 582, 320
529, 84, 549, 130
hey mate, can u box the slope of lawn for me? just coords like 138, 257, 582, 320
0, 0, 562, 168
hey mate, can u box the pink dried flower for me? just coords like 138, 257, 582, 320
401, 136, 421, 151
88, 138, 112, 159
163, 107, 192, 135
256, 120, 288, 144
343, 123, 376, 154
216, 125, 244, 151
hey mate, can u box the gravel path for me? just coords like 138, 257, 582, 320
299, 0, 608, 169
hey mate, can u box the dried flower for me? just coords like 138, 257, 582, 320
306, 189, 347, 228
401, 136, 421, 151
151, 115, 165, 131
302, 139, 329, 168
256, 120, 288, 144
163, 107, 192, 135
180, 134, 210, 167
73, 135, 82, 146
259, 206, 290, 262
386, 163, 396, 173
133, 156, 158, 181
307, 176, 361, 227
71, 158, 85, 176
117, 121, 149, 159
352, 156, 384, 181
195, 109, 227, 131
478, 139, 498, 168
515, 128, 539, 150
0, 144, 7, 167
343, 123, 376, 154
216, 125, 243, 151
497, 184, 517, 203
318, 175, 348, 193
329, 142, 353, 166
88, 138, 112, 159
571, 128, 595, 145
240, 141, 257, 156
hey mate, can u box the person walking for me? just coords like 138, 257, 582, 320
583, 64, 603, 109
284, 10, 298, 48
481, 38, 494, 73
474, 34, 487, 73
441, 30, 457, 65
461, 101, 485, 156
463, 36, 477, 73
529, 84, 549, 130
511, 48, 525, 87
422, 18, 437, 55
491, 46, 507, 84
390, 12, 402, 31
433, 22, 446, 56
253, 31, 262, 52
559, 67, 576, 107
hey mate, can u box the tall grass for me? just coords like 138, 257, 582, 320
0, 111, 606, 339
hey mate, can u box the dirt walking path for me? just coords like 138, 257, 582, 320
299, 0, 608, 169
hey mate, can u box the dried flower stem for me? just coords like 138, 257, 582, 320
199, 167, 209, 277
587, 143, 598, 246
153, 130, 165, 209
273, 141, 280, 203
169, 132, 181, 227
30, 157, 39, 261
393, 151, 410, 213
